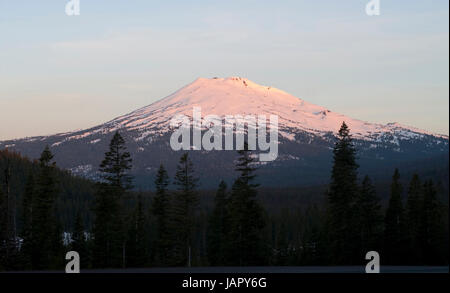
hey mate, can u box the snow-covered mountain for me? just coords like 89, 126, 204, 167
1, 77, 448, 188
51, 76, 446, 143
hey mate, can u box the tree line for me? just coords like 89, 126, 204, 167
324, 122, 447, 265
0, 122, 448, 270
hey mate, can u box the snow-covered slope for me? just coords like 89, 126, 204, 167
0, 77, 448, 188
48, 76, 447, 145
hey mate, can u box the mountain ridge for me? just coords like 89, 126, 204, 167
0, 77, 448, 188
2, 77, 447, 144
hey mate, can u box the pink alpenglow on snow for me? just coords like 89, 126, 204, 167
169, 106, 279, 162
106, 77, 445, 143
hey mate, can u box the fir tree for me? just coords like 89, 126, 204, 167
49, 216, 64, 269
20, 174, 34, 269
420, 180, 446, 265
326, 122, 359, 264
91, 183, 114, 268
170, 153, 199, 266
92, 131, 133, 268
226, 144, 267, 266
0, 157, 20, 269
134, 194, 148, 267
31, 146, 60, 269
355, 175, 382, 256
99, 131, 133, 191
126, 194, 148, 267
151, 164, 171, 265
207, 180, 229, 266
383, 168, 407, 264
405, 173, 423, 264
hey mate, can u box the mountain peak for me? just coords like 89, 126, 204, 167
1, 77, 447, 189
190, 76, 273, 91
98, 77, 444, 142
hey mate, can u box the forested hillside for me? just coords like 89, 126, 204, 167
0, 123, 448, 270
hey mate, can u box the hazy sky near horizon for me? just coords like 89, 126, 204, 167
0, 0, 448, 140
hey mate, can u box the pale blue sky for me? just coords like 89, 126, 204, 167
0, 0, 448, 140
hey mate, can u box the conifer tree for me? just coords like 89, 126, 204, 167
326, 122, 359, 264
0, 157, 20, 269
383, 168, 407, 264
420, 180, 446, 265
405, 173, 423, 264
99, 131, 133, 190
151, 164, 171, 265
227, 144, 267, 266
32, 146, 60, 269
134, 194, 148, 267
92, 131, 133, 268
92, 184, 114, 268
170, 153, 199, 266
49, 216, 64, 269
207, 180, 229, 266
355, 175, 382, 256
20, 174, 34, 269
126, 194, 148, 267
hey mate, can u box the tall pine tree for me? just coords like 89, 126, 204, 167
326, 122, 359, 264
151, 164, 171, 266
383, 168, 407, 264
207, 180, 229, 266
0, 156, 20, 269
92, 131, 133, 268
32, 146, 60, 269
405, 173, 423, 264
170, 153, 199, 266
20, 173, 34, 269
420, 180, 446, 265
126, 193, 148, 267
226, 144, 267, 266
355, 175, 382, 257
